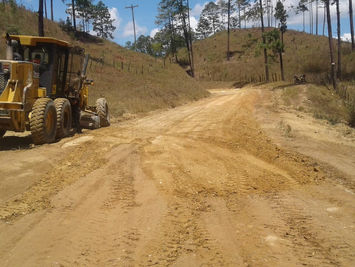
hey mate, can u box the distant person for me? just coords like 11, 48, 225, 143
71, 71, 82, 134
32, 54, 41, 65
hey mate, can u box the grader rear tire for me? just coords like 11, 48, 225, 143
96, 98, 110, 127
0, 129, 6, 138
30, 98, 57, 145
54, 98, 72, 139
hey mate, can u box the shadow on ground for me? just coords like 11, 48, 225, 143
0, 135, 33, 151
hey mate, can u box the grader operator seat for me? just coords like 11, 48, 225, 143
31, 49, 52, 92
4, 35, 73, 98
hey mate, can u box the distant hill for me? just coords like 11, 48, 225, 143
0, 4, 208, 117
178, 28, 355, 84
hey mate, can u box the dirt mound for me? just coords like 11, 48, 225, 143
0, 86, 354, 266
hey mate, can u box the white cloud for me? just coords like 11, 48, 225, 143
191, 3, 207, 17
341, 33, 352, 42
109, 7, 121, 38
150, 28, 160, 38
123, 22, 148, 38
190, 16, 199, 30
283, 0, 349, 26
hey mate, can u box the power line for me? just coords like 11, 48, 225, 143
125, 4, 139, 50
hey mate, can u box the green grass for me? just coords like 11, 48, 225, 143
0, 4, 209, 117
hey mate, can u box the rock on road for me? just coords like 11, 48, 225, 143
0, 88, 354, 266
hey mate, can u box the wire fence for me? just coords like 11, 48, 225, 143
87, 55, 173, 76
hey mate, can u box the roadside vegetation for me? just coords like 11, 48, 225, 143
279, 82, 354, 126
177, 29, 354, 84
0, 3, 208, 117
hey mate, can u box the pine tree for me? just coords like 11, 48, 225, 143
156, 0, 180, 59
335, 0, 341, 79
72, 0, 76, 30
196, 1, 221, 37
62, 0, 76, 30
297, 0, 308, 32
274, 0, 287, 81
217, 0, 229, 29
259, 0, 269, 81
349, 0, 354, 50
196, 16, 212, 39
324, 0, 336, 89
236, 0, 249, 29
92, 1, 116, 39
76, 0, 94, 32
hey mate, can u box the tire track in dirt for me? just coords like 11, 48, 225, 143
267, 190, 355, 266
0, 88, 354, 266
0, 139, 109, 221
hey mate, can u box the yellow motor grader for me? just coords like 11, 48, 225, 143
0, 34, 109, 144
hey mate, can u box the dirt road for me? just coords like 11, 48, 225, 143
0, 87, 354, 266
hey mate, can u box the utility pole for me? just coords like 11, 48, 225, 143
227, 0, 231, 61
126, 4, 138, 50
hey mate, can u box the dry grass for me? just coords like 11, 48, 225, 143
280, 84, 351, 125
338, 81, 355, 126
178, 28, 355, 84
0, 4, 209, 117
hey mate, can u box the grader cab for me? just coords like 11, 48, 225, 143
0, 34, 109, 144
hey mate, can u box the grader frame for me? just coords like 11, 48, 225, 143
0, 34, 109, 144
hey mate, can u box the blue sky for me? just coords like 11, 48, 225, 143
20, 0, 354, 46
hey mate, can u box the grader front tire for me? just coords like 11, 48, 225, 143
96, 98, 110, 127
54, 98, 72, 139
30, 98, 57, 145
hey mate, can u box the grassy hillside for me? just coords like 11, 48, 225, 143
0, 4, 208, 116
179, 28, 355, 84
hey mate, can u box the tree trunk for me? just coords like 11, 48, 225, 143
227, 0, 231, 61
244, 7, 246, 28
238, 3, 241, 29
309, 0, 312, 34
268, 0, 271, 27
316, 0, 318, 35
311, 1, 314, 34
279, 52, 284, 81
50, 0, 53, 21
325, 0, 336, 90
38, 0, 44, 36
187, 0, 195, 77
280, 31, 285, 81
44, 0, 47, 19
71, 0, 76, 31
179, 0, 193, 77
259, 0, 269, 81
303, 11, 305, 32
169, 15, 177, 61
350, 0, 354, 50
336, 0, 341, 79
323, 5, 326, 35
